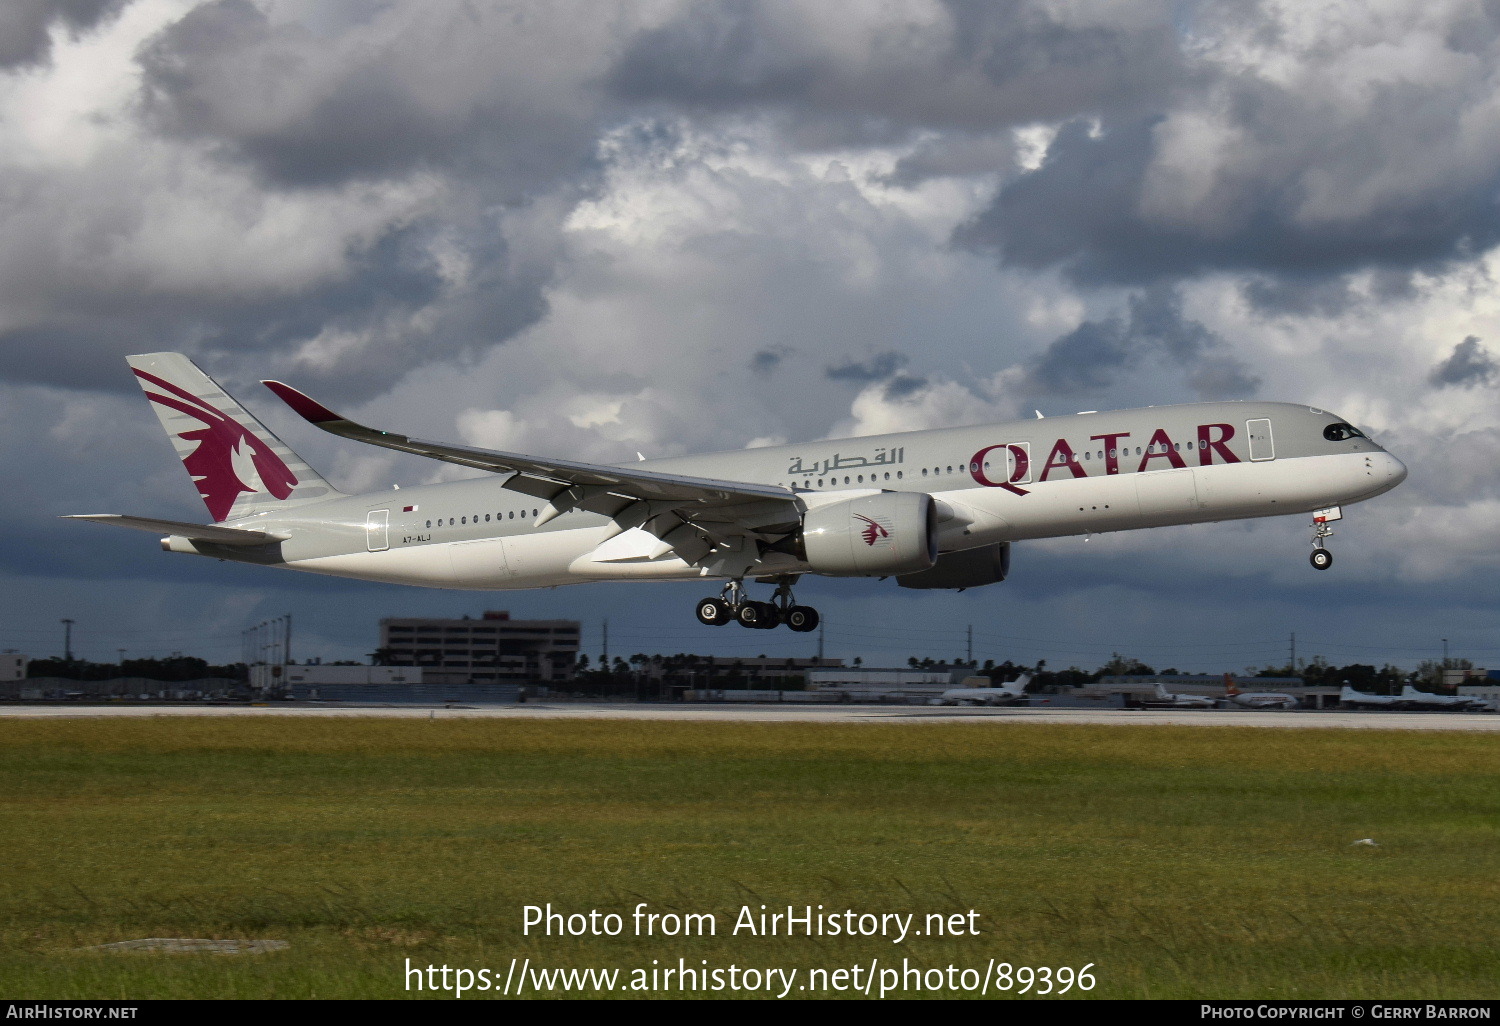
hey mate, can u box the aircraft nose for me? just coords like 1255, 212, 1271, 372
1384, 451, 1408, 485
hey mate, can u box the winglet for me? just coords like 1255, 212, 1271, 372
262, 380, 343, 424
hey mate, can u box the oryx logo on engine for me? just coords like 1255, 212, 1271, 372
854, 514, 891, 547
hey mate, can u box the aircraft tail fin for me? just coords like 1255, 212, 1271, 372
1223, 672, 1240, 696
127, 352, 343, 522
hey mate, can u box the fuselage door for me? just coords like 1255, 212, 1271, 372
1246, 419, 1275, 462
1004, 442, 1033, 485
973, 442, 1032, 487
366, 509, 390, 552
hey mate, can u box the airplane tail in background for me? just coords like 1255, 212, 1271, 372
128, 352, 343, 522
1223, 673, 1241, 696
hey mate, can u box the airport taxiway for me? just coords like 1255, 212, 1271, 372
2, 703, 1498, 730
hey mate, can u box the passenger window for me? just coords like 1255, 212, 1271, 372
521, 510, 527, 518
896, 471, 903, 479
1084, 452, 1091, 460
857, 475, 863, 483
449, 518, 455, 526
922, 468, 928, 476
461, 516, 467, 524
425, 520, 432, 529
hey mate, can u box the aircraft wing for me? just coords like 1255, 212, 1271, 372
62, 514, 281, 545
263, 381, 801, 566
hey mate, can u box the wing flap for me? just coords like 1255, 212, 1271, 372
63, 514, 280, 545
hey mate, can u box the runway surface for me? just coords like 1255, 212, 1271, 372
2, 703, 1498, 731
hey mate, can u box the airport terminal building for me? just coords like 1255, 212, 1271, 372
378, 610, 581, 685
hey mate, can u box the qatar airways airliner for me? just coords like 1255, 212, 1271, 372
67, 353, 1407, 631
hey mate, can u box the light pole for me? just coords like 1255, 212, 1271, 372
61, 619, 74, 661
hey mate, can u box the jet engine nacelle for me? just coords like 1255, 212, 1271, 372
897, 542, 1011, 590
802, 492, 937, 576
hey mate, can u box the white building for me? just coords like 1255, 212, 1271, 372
0, 653, 27, 682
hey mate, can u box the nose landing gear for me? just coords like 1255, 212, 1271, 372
1309, 506, 1341, 570
694, 577, 820, 631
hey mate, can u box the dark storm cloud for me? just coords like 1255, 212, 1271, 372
882, 374, 929, 402
608, 0, 819, 110
1027, 286, 1257, 398
0, 222, 499, 402
825, 351, 908, 384
610, 0, 1184, 132
961, 76, 1500, 287
751, 348, 785, 375
1239, 269, 1424, 318
1429, 336, 1498, 389
138, 0, 606, 193
0, 0, 130, 69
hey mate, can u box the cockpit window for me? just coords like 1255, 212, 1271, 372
1323, 423, 1365, 441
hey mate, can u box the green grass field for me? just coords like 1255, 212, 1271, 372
2, 716, 1497, 999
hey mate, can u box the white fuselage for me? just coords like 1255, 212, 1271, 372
174, 400, 1407, 590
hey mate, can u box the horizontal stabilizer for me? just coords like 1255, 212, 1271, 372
62, 514, 281, 545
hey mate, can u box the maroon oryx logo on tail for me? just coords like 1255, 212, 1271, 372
134, 368, 297, 521
854, 514, 890, 547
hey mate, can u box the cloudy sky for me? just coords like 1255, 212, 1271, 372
6, 0, 1500, 674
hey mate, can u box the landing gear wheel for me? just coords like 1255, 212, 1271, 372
696, 597, 733, 626
737, 600, 780, 629
785, 605, 820, 633
1310, 548, 1333, 570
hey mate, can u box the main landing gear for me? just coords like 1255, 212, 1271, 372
695, 578, 820, 632
1309, 506, 1342, 570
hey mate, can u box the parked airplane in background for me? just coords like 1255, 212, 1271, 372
1223, 674, 1299, 709
1397, 686, 1490, 711
1148, 683, 1216, 708
1339, 686, 1404, 709
68, 354, 1407, 629
935, 674, 1031, 706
